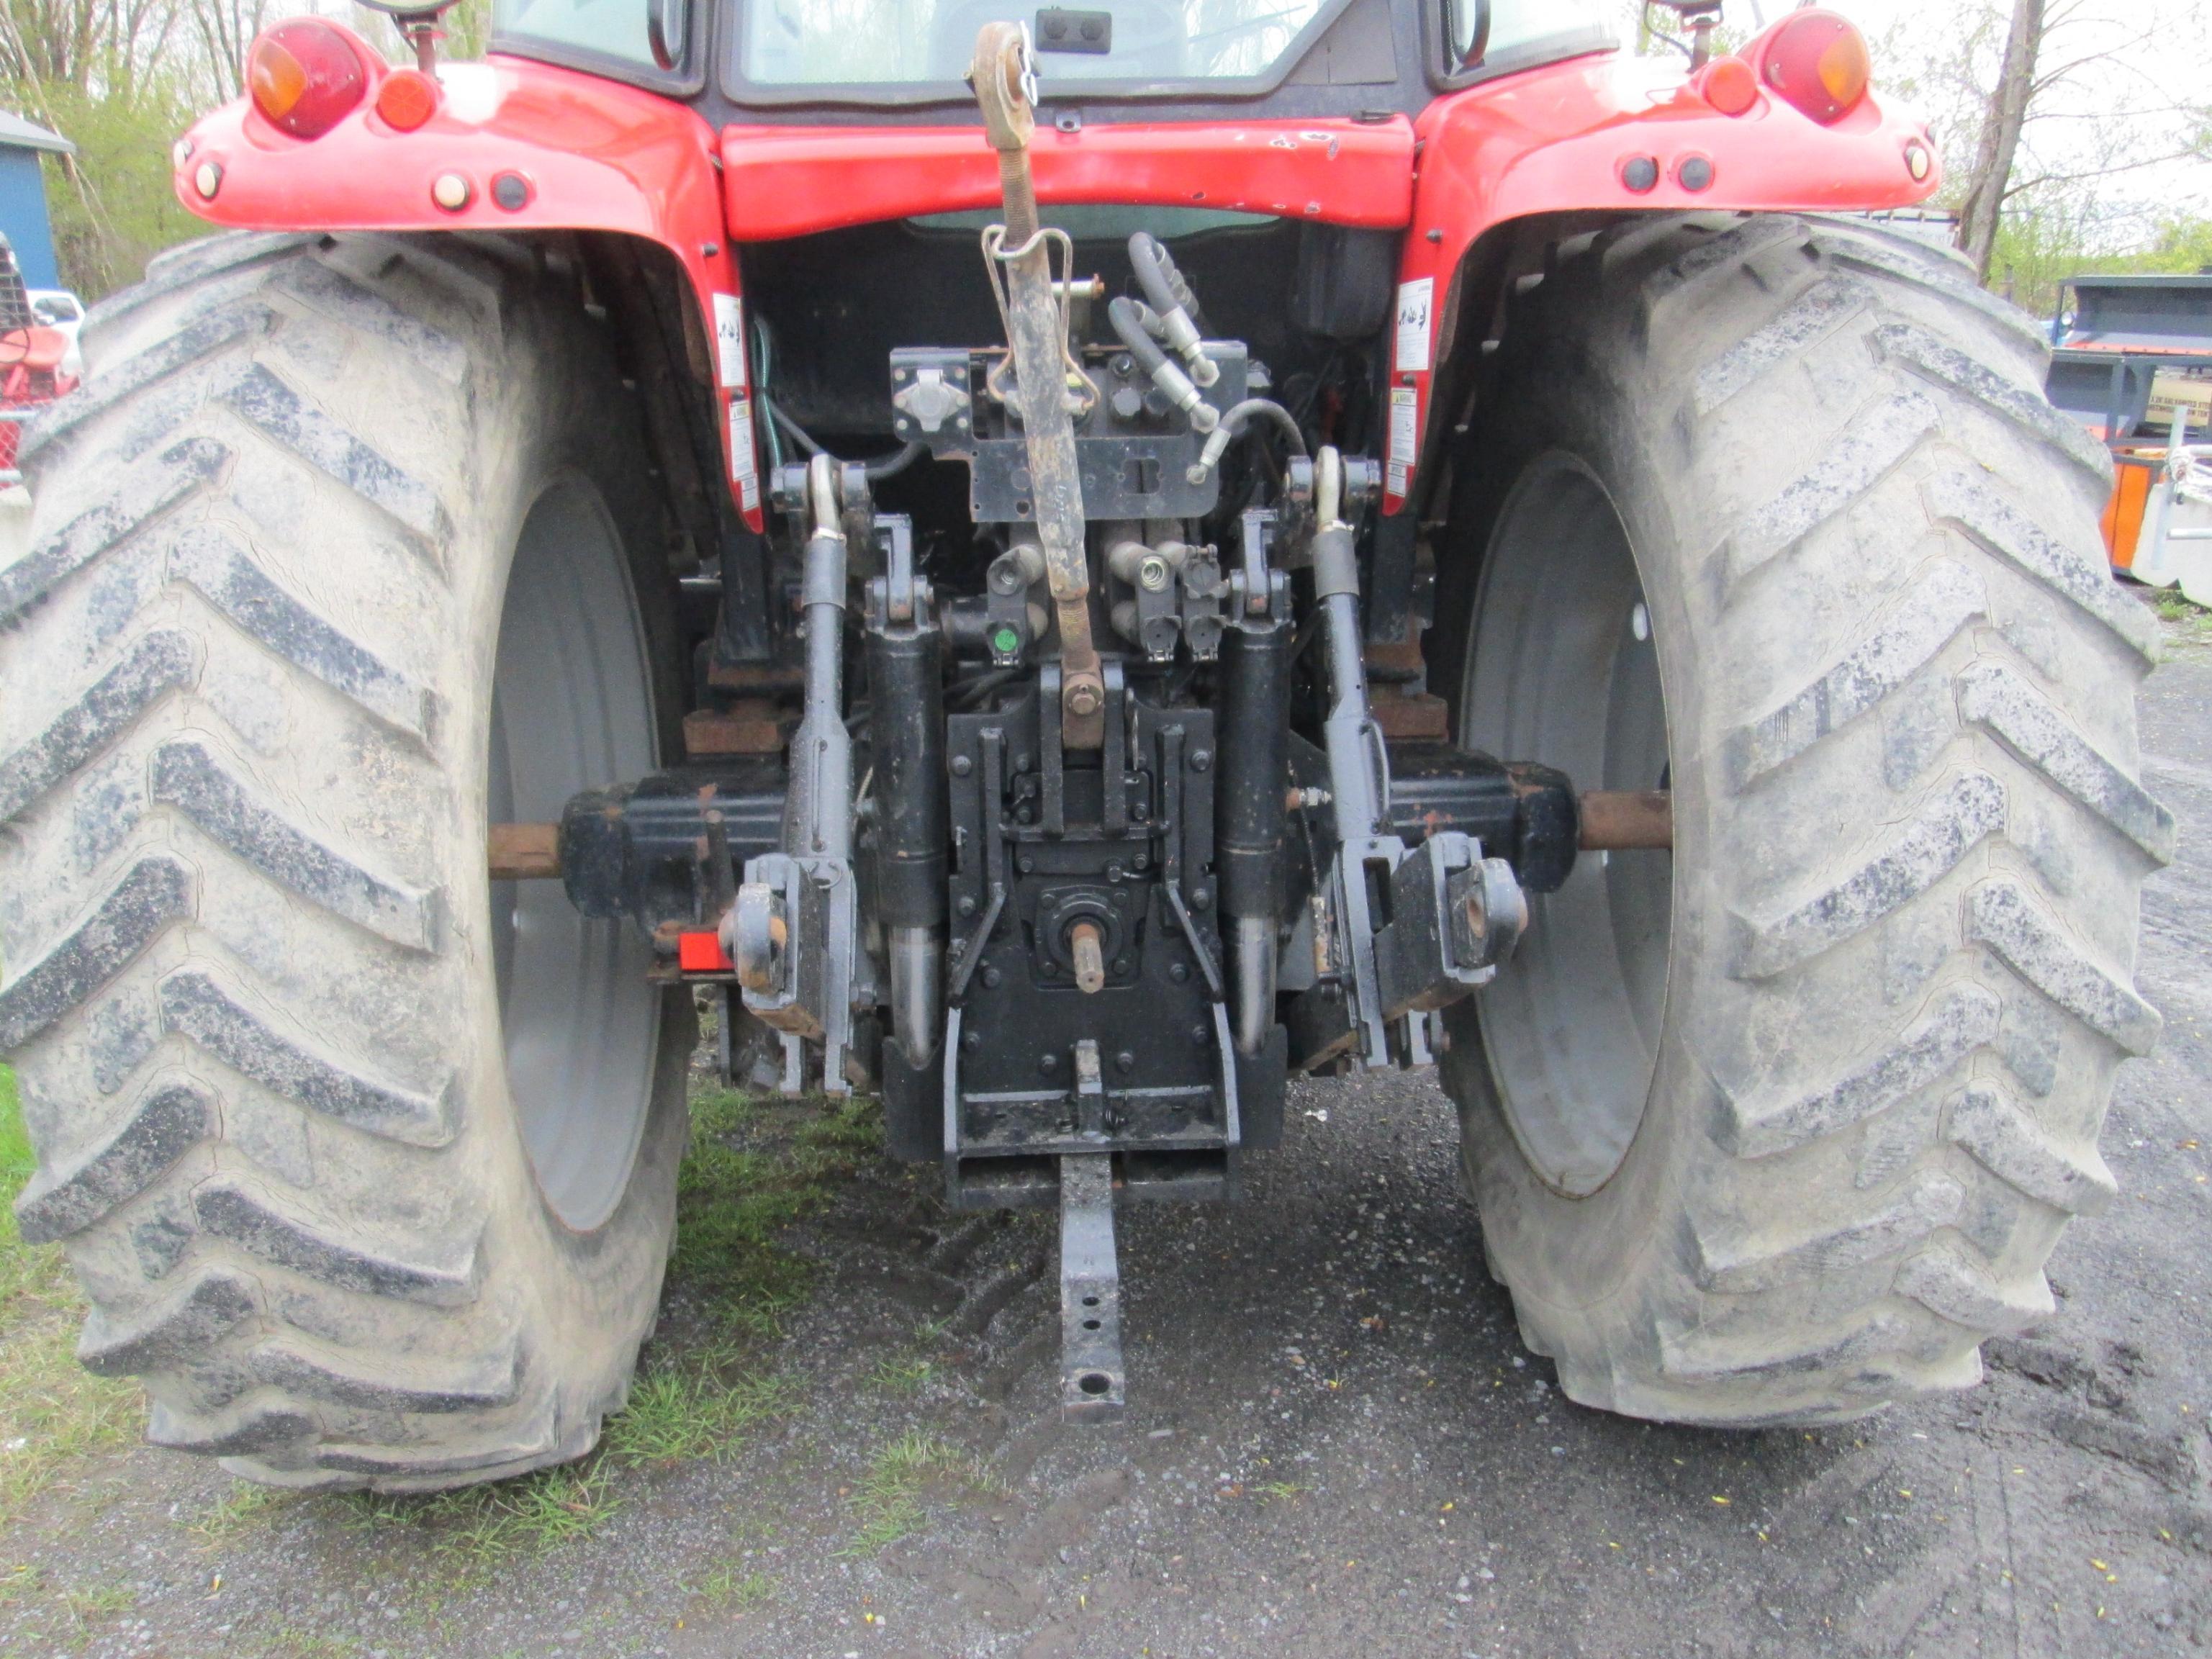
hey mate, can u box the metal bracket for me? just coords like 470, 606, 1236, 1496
1058, 1148, 1126, 1421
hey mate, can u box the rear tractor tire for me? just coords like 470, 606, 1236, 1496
1435, 213, 2170, 1424
0, 232, 693, 1488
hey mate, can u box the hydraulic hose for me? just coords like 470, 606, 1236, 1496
763, 396, 928, 480
1127, 232, 1217, 387
1186, 397, 1309, 484
1129, 231, 1208, 333
1107, 294, 1170, 376
1107, 296, 1218, 432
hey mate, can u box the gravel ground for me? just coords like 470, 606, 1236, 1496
0, 620, 2206, 1659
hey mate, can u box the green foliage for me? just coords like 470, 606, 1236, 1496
1992, 208, 2212, 321
839, 1432, 1003, 1556
599, 1365, 797, 1467
25, 76, 207, 302
671, 1088, 878, 1337
2150, 588, 2212, 646
690, 1563, 775, 1608
338, 1461, 623, 1569
0, 1066, 141, 1526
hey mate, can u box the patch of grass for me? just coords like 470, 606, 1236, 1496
2149, 587, 2212, 644
868, 1355, 934, 1393
840, 1431, 1003, 1557
60, 1579, 136, 1624
601, 1366, 797, 1467
339, 1460, 621, 1569
0, 1066, 141, 1528
1255, 1481, 1311, 1503
255, 1632, 362, 1659
671, 1088, 880, 1339
187, 1481, 295, 1542
691, 1563, 775, 1609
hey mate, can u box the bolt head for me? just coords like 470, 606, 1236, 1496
981, 965, 1002, 989
1067, 681, 1103, 718
1189, 749, 1212, 772
1115, 1050, 1134, 1072
1041, 1052, 1060, 1072
957, 894, 977, 916
1169, 961, 1189, 983
951, 754, 974, 777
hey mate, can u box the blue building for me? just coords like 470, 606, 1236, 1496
0, 111, 75, 291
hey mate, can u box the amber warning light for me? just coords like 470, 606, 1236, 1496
1760, 9, 1871, 124
248, 19, 367, 137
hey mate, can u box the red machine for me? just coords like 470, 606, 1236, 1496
0, 236, 76, 478
0, 1, 2162, 1493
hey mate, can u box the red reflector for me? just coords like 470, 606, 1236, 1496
678, 931, 733, 973
1701, 55, 1759, 117
376, 68, 439, 132
247, 20, 366, 138
1761, 8, 1870, 124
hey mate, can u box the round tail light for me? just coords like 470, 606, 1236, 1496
1699, 55, 1759, 117
248, 19, 367, 138
1760, 9, 1871, 125
376, 69, 441, 132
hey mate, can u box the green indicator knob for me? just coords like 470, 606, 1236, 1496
991, 625, 1021, 655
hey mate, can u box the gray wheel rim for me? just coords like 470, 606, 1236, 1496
1459, 453, 1673, 1198
488, 479, 661, 1232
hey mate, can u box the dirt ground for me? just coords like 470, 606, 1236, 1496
0, 608, 2206, 1659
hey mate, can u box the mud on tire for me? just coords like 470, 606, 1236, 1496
1433, 213, 2170, 1424
0, 232, 693, 1488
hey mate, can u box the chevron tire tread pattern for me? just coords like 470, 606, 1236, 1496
1440, 212, 2164, 1426
0, 232, 679, 1489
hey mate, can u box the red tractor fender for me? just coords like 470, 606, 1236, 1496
716, 118, 1416, 241
1382, 47, 1941, 513
173, 25, 1939, 529
172, 37, 769, 529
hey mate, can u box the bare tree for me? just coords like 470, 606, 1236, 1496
187, 0, 279, 100
1954, 0, 2046, 279
0, 0, 179, 94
